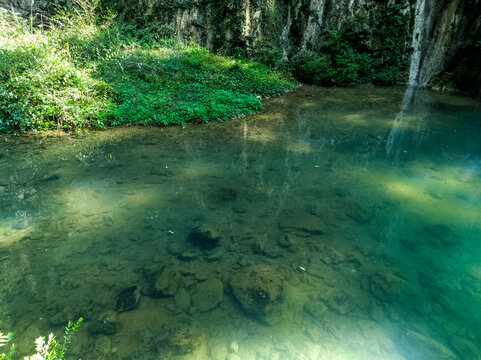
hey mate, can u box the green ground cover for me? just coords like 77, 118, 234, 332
0, 5, 296, 133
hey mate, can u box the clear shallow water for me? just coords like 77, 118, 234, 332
0, 85, 480, 360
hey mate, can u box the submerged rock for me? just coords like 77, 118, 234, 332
226, 354, 241, 360
206, 247, 226, 261
450, 336, 480, 359
188, 230, 220, 250
43, 174, 61, 182
303, 298, 327, 319
179, 249, 202, 261
103, 215, 114, 226
174, 287, 191, 312
191, 278, 224, 313
424, 224, 460, 246
167, 242, 184, 255
229, 340, 239, 353
278, 210, 325, 236
326, 292, 353, 315
252, 238, 281, 258
230, 265, 284, 323
94, 335, 111, 356
17, 325, 41, 354
162, 318, 204, 355
214, 187, 238, 202
49, 305, 76, 325
277, 234, 292, 248
317, 244, 346, 265
116, 285, 141, 313
399, 237, 418, 252
397, 329, 456, 360
155, 267, 181, 297
208, 343, 228, 360
89, 310, 120, 335
344, 201, 372, 224
369, 271, 404, 301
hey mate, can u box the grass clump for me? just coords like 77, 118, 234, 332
0, 5, 295, 133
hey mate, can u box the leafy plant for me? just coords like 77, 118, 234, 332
0, 318, 83, 360
0, 332, 16, 360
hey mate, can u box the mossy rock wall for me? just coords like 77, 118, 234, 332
2, 0, 480, 96
112, 0, 480, 96
113, 0, 414, 58
423, 0, 481, 97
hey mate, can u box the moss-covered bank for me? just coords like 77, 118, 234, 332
0, 7, 296, 133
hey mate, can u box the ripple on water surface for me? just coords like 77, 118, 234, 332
0, 85, 481, 359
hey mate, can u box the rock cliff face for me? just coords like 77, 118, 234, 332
409, 0, 481, 93
115, 0, 414, 58
0, 0, 62, 17
111, 0, 481, 96
2, 0, 480, 96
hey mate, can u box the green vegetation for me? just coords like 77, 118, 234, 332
0, 3, 296, 133
0, 318, 82, 360
0, 332, 15, 360
290, 3, 410, 86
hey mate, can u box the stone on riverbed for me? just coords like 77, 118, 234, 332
344, 200, 372, 224
89, 310, 120, 335
174, 287, 191, 312
188, 230, 220, 250
369, 271, 404, 301
116, 285, 141, 313
252, 237, 281, 258
162, 318, 205, 355
94, 335, 111, 357
424, 224, 460, 246
230, 265, 284, 324
191, 277, 224, 312
278, 210, 325, 236
397, 329, 456, 360
155, 267, 181, 297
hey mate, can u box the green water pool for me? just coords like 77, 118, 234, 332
0, 85, 480, 359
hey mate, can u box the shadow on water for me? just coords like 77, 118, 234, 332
0, 85, 481, 359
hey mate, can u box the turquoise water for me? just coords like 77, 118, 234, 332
0, 85, 480, 359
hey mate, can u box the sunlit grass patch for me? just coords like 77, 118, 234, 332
0, 8, 296, 134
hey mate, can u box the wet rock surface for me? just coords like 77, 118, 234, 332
230, 265, 284, 323
369, 271, 405, 302
173, 287, 191, 312
252, 237, 281, 258
344, 201, 372, 224
396, 329, 456, 360
424, 224, 460, 246
188, 230, 221, 250
89, 310, 120, 335
191, 277, 224, 313
303, 298, 327, 319
155, 266, 182, 297
116, 286, 141, 313
162, 318, 205, 355
278, 210, 325, 236
93, 335, 112, 357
